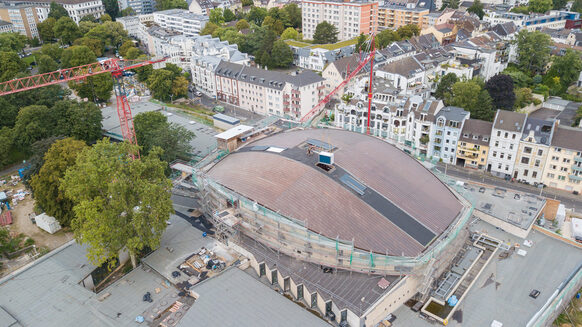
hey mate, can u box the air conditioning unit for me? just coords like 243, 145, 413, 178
318, 151, 334, 165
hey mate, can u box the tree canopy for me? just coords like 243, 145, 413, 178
313, 21, 338, 44
30, 138, 88, 227
396, 24, 420, 39
156, 0, 188, 10
48, 1, 69, 20
103, 0, 120, 19
0, 33, 27, 53
280, 27, 299, 40
545, 49, 582, 94
485, 74, 516, 110
449, 79, 495, 121
61, 140, 173, 268
209, 8, 225, 25
434, 73, 458, 102
37, 17, 56, 42
0, 51, 25, 82
516, 30, 552, 75
529, 0, 552, 12
235, 19, 250, 31
376, 29, 400, 49
53, 17, 81, 44
134, 111, 195, 163
270, 40, 294, 68
468, 0, 485, 19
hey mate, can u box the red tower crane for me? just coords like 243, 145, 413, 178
0, 57, 167, 149
300, 34, 376, 135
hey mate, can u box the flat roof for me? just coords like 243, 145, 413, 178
207, 129, 462, 256
177, 267, 329, 327
394, 220, 582, 327
212, 113, 240, 125
214, 125, 254, 140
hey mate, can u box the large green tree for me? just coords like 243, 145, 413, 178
529, 0, 552, 12
271, 40, 293, 68
573, 0, 582, 12
61, 45, 97, 68
73, 37, 104, 57
434, 73, 458, 102
235, 19, 250, 31
313, 21, 338, 44
72, 73, 114, 103
262, 16, 284, 35
13, 105, 56, 148
52, 100, 103, 143
37, 17, 57, 42
156, 0, 188, 10
468, 0, 485, 19
449, 79, 495, 121
37, 54, 59, 74
545, 49, 582, 94
53, 17, 81, 44
280, 27, 299, 40
61, 140, 173, 268
103, 0, 120, 19
21, 136, 63, 185
209, 8, 225, 25
516, 30, 552, 74
40, 43, 63, 61
85, 21, 128, 48
0, 127, 14, 168
223, 8, 235, 22
248, 7, 268, 25
396, 24, 420, 39
552, 0, 567, 9
485, 74, 515, 110
280, 3, 301, 28
0, 32, 27, 53
0, 98, 18, 129
147, 69, 174, 100
134, 111, 195, 162
48, 1, 69, 20
376, 29, 400, 49
30, 138, 87, 227
0, 51, 25, 82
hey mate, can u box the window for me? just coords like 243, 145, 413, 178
500, 153, 504, 159
532, 171, 537, 178
537, 149, 543, 156
505, 165, 509, 171
341, 310, 348, 323
505, 132, 508, 138
535, 160, 541, 167
493, 151, 497, 157
271, 270, 278, 285
524, 147, 532, 154
561, 167, 568, 172
512, 134, 516, 139
552, 156, 559, 161
521, 157, 529, 164
547, 173, 555, 178
497, 131, 501, 137
510, 144, 514, 150
495, 141, 499, 147
564, 158, 571, 163
498, 163, 502, 169
559, 175, 566, 181
508, 154, 512, 160
297, 284, 304, 300
311, 293, 317, 308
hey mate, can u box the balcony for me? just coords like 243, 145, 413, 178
572, 164, 582, 172
458, 151, 478, 159
458, 145, 479, 153
569, 174, 582, 181
317, 84, 325, 90
575, 155, 582, 163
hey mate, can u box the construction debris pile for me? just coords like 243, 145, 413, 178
178, 247, 227, 281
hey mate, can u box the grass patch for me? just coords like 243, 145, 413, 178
22, 56, 36, 65
311, 37, 359, 50
284, 39, 311, 48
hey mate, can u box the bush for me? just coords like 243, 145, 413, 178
24, 238, 35, 246
533, 98, 542, 105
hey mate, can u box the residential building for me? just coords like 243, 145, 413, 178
189, 0, 240, 15
214, 61, 325, 119
513, 118, 555, 185
288, 42, 354, 71
152, 9, 208, 36
321, 54, 365, 100
490, 22, 519, 40
487, 110, 527, 179
375, 55, 429, 96
456, 118, 492, 170
429, 106, 469, 163
484, 10, 580, 32
541, 125, 582, 193
377, 0, 429, 30
403, 96, 443, 157
301, 0, 378, 41
118, 0, 155, 14
191, 56, 222, 96
117, 15, 140, 38
0, 3, 39, 38
421, 23, 457, 45
8, 0, 106, 24
0, 19, 13, 32
450, 31, 511, 80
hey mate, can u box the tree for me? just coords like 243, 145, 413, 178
79, 21, 99, 35
486, 74, 515, 110
125, 47, 141, 60
37, 17, 56, 42
72, 73, 113, 103
262, 16, 284, 35
313, 21, 338, 44
61, 45, 97, 68
0, 51, 25, 82
267, 7, 281, 20
100, 13, 112, 22
37, 54, 59, 74
280, 27, 299, 40
7, 84, 69, 109
134, 55, 153, 82
514, 87, 536, 109
271, 40, 293, 68
449, 79, 494, 121
468, 0, 485, 19
121, 7, 136, 16
209, 8, 225, 25
516, 30, 552, 74
118, 40, 136, 57
21, 136, 63, 185
134, 111, 195, 162
30, 138, 87, 227
280, 3, 301, 28
545, 49, 582, 93
156, 0, 188, 10
73, 37, 104, 57
13, 105, 56, 148
85, 21, 128, 48
376, 29, 400, 49
103, 0, 120, 19
510, 6, 530, 14
434, 73, 458, 102
48, 1, 69, 20
61, 140, 173, 268
53, 17, 81, 44
52, 100, 103, 143
441, 0, 459, 9
171, 75, 188, 99
223, 8, 236, 22
573, 0, 582, 12
236, 19, 250, 31
0, 98, 18, 129
241, 0, 253, 6
80, 14, 98, 23
40, 43, 63, 61
248, 7, 268, 25
147, 69, 174, 101
0, 127, 14, 168
200, 22, 219, 35
396, 24, 420, 39
553, 0, 567, 9
529, 0, 552, 12
355, 33, 368, 52
0, 32, 27, 53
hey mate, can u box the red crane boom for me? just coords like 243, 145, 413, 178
0, 57, 167, 151
300, 35, 376, 125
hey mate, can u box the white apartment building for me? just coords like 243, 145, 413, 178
29, 0, 105, 23
214, 61, 325, 120
513, 118, 555, 185
0, 19, 13, 32
487, 110, 527, 179
153, 9, 208, 37
191, 56, 221, 96
118, 0, 155, 15
301, 0, 378, 41
429, 106, 469, 164
484, 10, 580, 32
117, 15, 140, 38
291, 45, 354, 72
541, 125, 582, 193
450, 31, 511, 81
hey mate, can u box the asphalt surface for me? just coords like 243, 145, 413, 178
437, 162, 582, 212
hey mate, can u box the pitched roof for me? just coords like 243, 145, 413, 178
521, 117, 555, 145
551, 125, 582, 152
493, 109, 527, 132
379, 55, 424, 77
460, 118, 493, 146
491, 22, 518, 37
436, 106, 469, 122
329, 54, 360, 76
216, 62, 324, 90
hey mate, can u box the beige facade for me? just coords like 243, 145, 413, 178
377, 5, 428, 30
0, 5, 40, 39
541, 125, 582, 193
457, 141, 489, 169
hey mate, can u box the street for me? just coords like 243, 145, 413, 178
437, 162, 582, 212
189, 91, 264, 124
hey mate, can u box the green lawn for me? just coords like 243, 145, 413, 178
284, 39, 312, 48
22, 55, 36, 65
310, 37, 359, 50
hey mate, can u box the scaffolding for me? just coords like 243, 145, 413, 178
194, 171, 475, 276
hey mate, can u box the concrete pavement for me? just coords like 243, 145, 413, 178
436, 162, 582, 212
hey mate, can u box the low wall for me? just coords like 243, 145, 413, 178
474, 209, 532, 239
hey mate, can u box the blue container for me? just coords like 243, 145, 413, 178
202, 232, 207, 237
